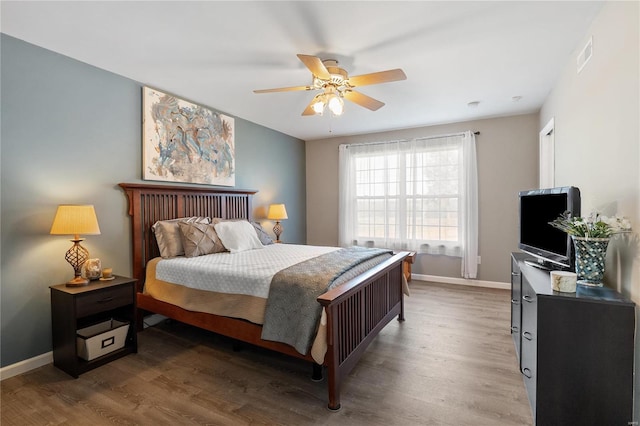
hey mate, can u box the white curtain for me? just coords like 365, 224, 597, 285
339, 131, 478, 279
460, 131, 478, 278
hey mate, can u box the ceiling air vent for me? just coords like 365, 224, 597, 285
577, 36, 593, 74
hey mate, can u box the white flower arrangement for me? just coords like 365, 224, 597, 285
549, 211, 632, 238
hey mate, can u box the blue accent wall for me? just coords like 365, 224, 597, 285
0, 34, 306, 367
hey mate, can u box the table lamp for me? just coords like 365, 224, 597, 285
50, 205, 101, 286
267, 204, 288, 243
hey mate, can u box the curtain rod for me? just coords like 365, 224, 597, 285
341, 131, 480, 148
417, 131, 480, 138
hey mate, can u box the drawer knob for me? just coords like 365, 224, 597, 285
522, 367, 532, 379
511, 272, 521, 277
97, 297, 115, 303
522, 331, 533, 341
511, 298, 519, 304
522, 295, 534, 303
511, 326, 519, 333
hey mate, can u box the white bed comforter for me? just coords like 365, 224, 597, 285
155, 244, 339, 298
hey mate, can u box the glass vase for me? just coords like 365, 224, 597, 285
572, 236, 609, 287
82, 258, 102, 280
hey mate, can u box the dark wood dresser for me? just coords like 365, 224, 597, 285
510, 252, 635, 425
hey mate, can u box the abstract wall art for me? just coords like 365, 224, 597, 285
143, 87, 235, 186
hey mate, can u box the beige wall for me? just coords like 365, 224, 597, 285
306, 113, 539, 283
539, 1, 639, 418
540, 1, 639, 300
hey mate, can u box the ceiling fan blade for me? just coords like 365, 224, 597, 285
254, 85, 311, 94
348, 69, 407, 87
343, 90, 385, 111
297, 54, 331, 80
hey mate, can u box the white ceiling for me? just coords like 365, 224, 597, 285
1, 1, 603, 141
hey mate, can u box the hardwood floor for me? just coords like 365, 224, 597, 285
1, 281, 532, 425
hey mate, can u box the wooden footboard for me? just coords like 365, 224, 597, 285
119, 183, 407, 410
319, 252, 406, 410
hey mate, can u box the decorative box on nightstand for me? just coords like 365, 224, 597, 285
50, 275, 137, 378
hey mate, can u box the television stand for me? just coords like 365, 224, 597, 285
524, 258, 568, 271
511, 252, 634, 423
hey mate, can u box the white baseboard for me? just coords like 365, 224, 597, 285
0, 351, 53, 381
413, 273, 510, 290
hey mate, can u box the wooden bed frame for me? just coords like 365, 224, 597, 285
119, 182, 407, 410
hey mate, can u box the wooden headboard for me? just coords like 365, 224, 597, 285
119, 183, 257, 290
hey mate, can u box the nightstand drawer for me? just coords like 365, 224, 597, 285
75, 285, 133, 317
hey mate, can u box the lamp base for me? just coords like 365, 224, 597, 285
273, 221, 283, 244
66, 276, 89, 287
65, 239, 90, 287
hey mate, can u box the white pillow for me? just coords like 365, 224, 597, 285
213, 220, 264, 253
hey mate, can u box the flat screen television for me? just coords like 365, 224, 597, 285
518, 186, 581, 270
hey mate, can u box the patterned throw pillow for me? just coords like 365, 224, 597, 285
177, 222, 227, 258
152, 216, 210, 258
251, 221, 274, 245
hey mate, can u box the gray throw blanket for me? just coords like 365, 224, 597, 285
261, 246, 392, 355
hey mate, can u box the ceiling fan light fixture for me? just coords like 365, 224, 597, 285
312, 95, 326, 115
328, 94, 344, 116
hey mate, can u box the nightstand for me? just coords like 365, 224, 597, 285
402, 251, 416, 282
50, 275, 137, 378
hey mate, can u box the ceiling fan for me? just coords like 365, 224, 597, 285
254, 54, 407, 116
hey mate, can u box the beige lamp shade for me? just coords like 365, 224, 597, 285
50, 205, 101, 287
50, 205, 101, 238
267, 204, 288, 220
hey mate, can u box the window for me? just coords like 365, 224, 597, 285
339, 131, 479, 278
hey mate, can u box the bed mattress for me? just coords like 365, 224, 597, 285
144, 244, 393, 363
155, 243, 339, 298
144, 244, 391, 325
